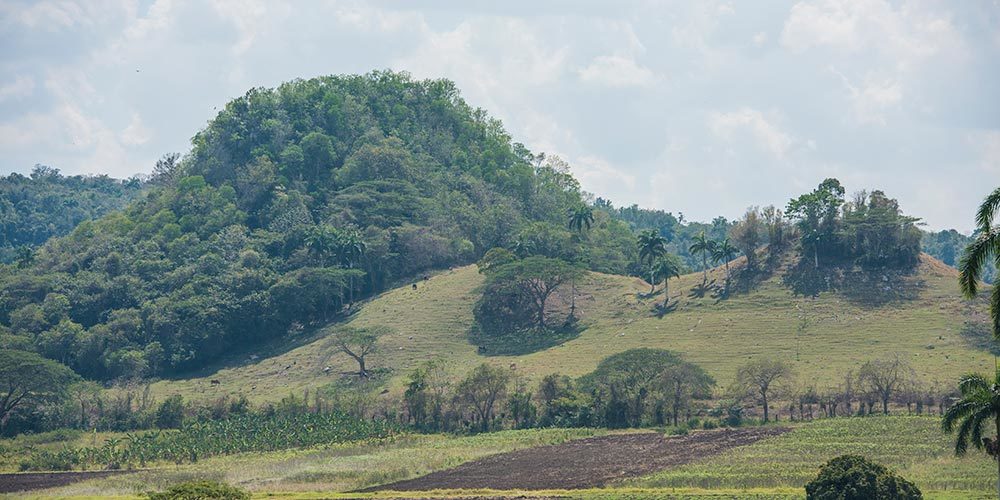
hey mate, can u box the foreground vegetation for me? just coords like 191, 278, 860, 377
37, 428, 608, 496
11, 417, 992, 498
629, 416, 993, 493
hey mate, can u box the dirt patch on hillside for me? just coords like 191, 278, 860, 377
368, 426, 790, 491
0, 470, 133, 493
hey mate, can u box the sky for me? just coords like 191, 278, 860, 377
1, 0, 998, 232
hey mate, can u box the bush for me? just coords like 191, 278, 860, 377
156, 395, 186, 429
805, 455, 921, 499
147, 480, 249, 500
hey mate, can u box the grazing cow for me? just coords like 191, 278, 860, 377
509, 363, 516, 370
412, 283, 418, 290
210, 379, 221, 386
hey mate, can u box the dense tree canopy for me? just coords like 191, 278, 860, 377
0, 166, 144, 263
0, 72, 634, 380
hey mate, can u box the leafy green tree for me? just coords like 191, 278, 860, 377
730, 208, 763, 271
0, 350, 78, 432
661, 359, 715, 426
805, 455, 921, 499
959, 187, 1000, 338
652, 255, 684, 307
327, 326, 389, 377
637, 229, 667, 293
456, 363, 511, 432
688, 231, 717, 284
786, 178, 845, 269
579, 348, 684, 428
477, 257, 584, 329
942, 370, 1000, 497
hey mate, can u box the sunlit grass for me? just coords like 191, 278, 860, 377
149, 256, 991, 405
628, 416, 994, 494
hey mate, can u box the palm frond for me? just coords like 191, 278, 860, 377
954, 412, 976, 455
992, 279, 1000, 340
958, 373, 992, 396
943, 399, 983, 432
975, 187, 1000, 232
959, 232, 998, 298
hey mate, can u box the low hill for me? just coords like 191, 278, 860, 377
150, 252, 993, 403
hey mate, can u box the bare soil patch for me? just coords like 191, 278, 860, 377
369, 426, 790, 491
0, 470, 132, 493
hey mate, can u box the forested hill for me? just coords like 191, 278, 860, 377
0, 71, 637, 381
0, 167, 144, 263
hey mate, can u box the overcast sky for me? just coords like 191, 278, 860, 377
1, 0, 998, 231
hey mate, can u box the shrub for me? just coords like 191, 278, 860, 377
147, 480, 249, 500
156, 395, 186, 429
805, 455, 921, 499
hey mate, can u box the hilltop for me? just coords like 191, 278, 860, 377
150, 251, 992, 403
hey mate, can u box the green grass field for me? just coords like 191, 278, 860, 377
12, 417, 996, 499
148, 254, 993, 404
629, 416, 994, 494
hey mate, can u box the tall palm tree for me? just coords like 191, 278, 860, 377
712, 237, 738, 285
566, 205, 593, 318
637, 229, 667, 293
567, 205, 595, 233
960, 187, 1000, 339
337, 228, 367, 306
689, 231, 717, 284
304, 225, 337, 266
942, 370, 1000, 497
653, 255, 683, 307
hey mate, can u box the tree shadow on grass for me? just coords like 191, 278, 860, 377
782, 258, 922, 307
653, 301, 678, 318
469, 322, 585, 356
959, 320, 1000, 356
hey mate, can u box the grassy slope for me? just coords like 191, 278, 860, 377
149, 254, 993, 403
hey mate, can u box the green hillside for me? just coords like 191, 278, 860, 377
150, 252, 992, 403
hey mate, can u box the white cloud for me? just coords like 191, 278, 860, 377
830, 67, 902, 125
0, 75, 35, 101
708, 108, 794, 158
578, 55, 656, 87
120, 112, 152, 145
781, 0, 962, 69
752, 31, 768, 47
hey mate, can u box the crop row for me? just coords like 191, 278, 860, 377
19, 412, 396, 471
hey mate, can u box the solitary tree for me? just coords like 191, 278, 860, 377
566, 205, 594, 316
0, 349, 78, 431
857, 355, 912, 415
942, 370, 1000, 498
734, 358, 793, 422
456, 363, 511, 432
653, 255, 684, 308
688, 231, 717, 284
480, 257, 584, 329
637, 230, 667, 293
327, 326, 388, 377
959, 186, 1000, 339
